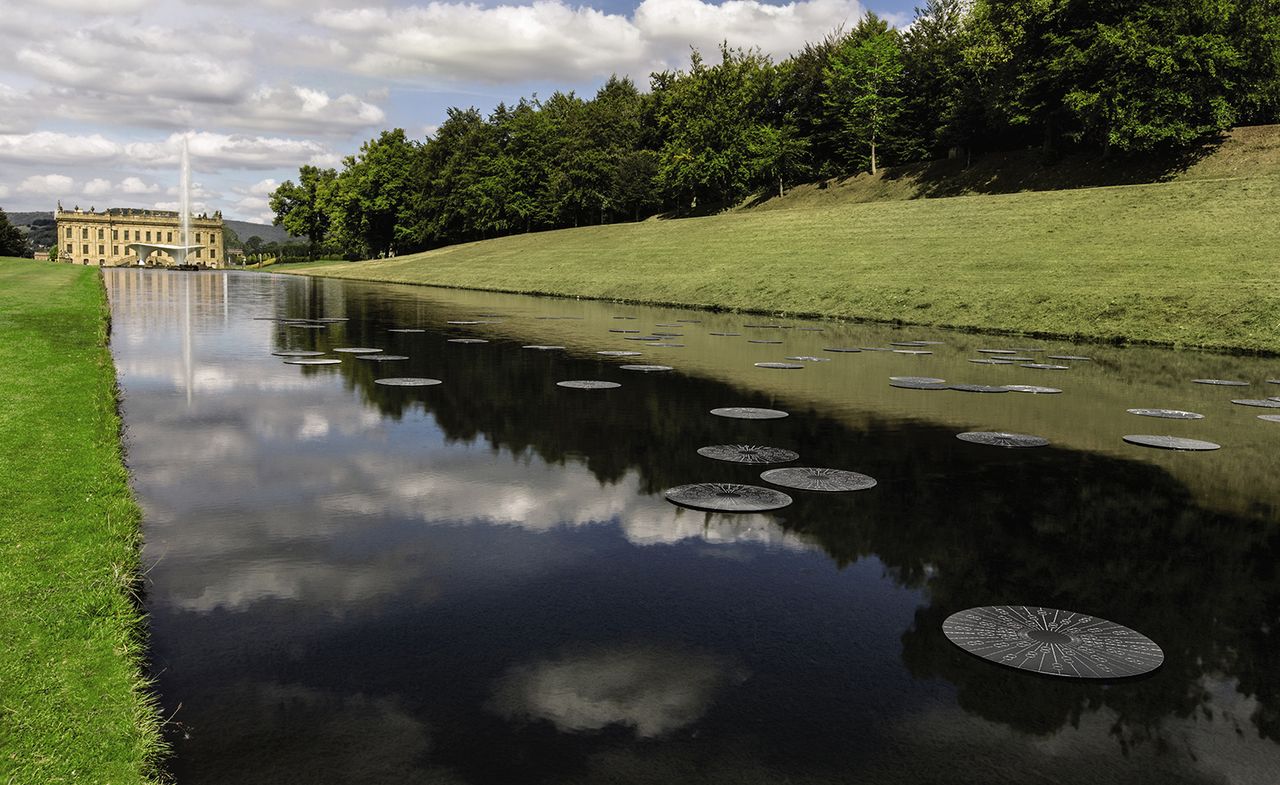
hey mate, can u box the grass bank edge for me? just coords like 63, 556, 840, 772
0, 258, 168, 783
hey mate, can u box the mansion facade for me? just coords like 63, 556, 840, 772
55, 205, 225, 268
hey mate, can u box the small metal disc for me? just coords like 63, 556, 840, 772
475, 313, 503, 317
1021, 363, 1069, 370
1193, 379, 1248, 386
890, 380, 949, 390
760, 467, 876, 492
387, 328, 425, 333
286, 324, 326, 329
312, 317, 349, 323
357, 354, 409, 361
823, 347, 862, 353
977, 349, 1017, 354
1232, 399, 1280, 409
893, 350, 933, 355
957, 432, 1049, 448
786, 356, 830, 362
612, 316, 637, 320
1259, 415, 1280, 422
969, 358, 1015, 365
942, 606, 1164, 679
651, 343, 685, 348
891, 341, 934, 347
1007, 347, 1045, 353
697, 445, 799, 464
557, 380, 621, 389
625, 336, 661, 341
950, 384, 1010, 393
1123, 435, 1221, 451
375, 377, 442, 386
1269, 379, 1280, 385
652, 332, 683, 337
609, 329, 640, 333
333, 347, 382, 354
748, 339, 783, 344
272, 350, 325, 357
448, 338, 489, 344
755, 362, 804, 369
1127, 408, 1204, 420
710, 407, 789, 420
744, 324, 781, 329
1003, 357, 1037, 362
597, 350, 642, 357
1048, 355, 1091, 361
860, 347, 893, 352
1004, 385, 1062, 394
620, 364, 672, 372
523, 345, 565, 350
663, 483, 793, 513
284, 358, 342, 365
891, 376, 945, 384
709, 332, 742, 337
447, 320, 483, 325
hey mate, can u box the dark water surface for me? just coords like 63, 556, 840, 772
105, 269, 1280, 785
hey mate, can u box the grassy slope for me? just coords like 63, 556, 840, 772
0, 258, 163, 783
290, 169, 1280, 353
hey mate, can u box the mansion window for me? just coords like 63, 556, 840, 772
146, 231, 152, 241
82, 244, 88, 254
65, 227, 71, 238
98, 228, 104, 239
167, 232, 173, 242
113, 246, 119, 255
81, 228, 88, 239
112, 229, 118, 240
98, 245, 104, 254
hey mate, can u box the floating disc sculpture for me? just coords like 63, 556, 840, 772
284, 358, 341, 365
387, 328, 425, 333
664, 482, 793, 513
942, 606, 1164, 679
651, 343, 685, 348
676, 319, 702, 324
625, 336, 661, 341
893, 350, 933, 355
1127, 408, 1204, 420
759, 467, 877, 492
609, 329, 639, 334
1269, 379, 1280, 385
597, 350, 642, 357
823, 347, 862, 353
272, 350, 325, 357
333, 347, 382, 353
1232, 399, 1280, 409
1004, 385, 1062, 394
286, 324, 326, 329
1193, 379, 1249, 386
1260, 415, 1280, 423
447, 320, 483, 325
1021, 363, 1069, 370
1122, 434, 1221, 451
448, 338, 489, 344
890, 379, 949, 390
860, 347, 893, 352
612, 316, 637, 320
375, 378, 442, 386
748, 339, 783, 344
957, 432, 1049, 448
977, 349, 1017, 354
652, 331, 683, 337
620, 364, 672, 372
950, 384, 1010, 393
710, 407, 789, 420
744, 324, 781, 329
709, 332, 742, 336
891, 341, 940, 347
755, 362, 804, 369
697, 445, 799, 464
1003, 357, 1037, 362
891, 376, 945, 384
523, 345, 565, 350
1048, 355, 1091, 361
969, 358, 1015, 365
356, 354, 409, 361
556, 380, 621, 389
312, 317, 349, 322
786, 356, 830, 362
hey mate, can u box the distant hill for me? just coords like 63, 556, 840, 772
1, 211, 293, 248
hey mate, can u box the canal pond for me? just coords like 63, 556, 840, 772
105, 268, 1280, 784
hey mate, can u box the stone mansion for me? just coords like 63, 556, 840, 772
54, 205, 225, 268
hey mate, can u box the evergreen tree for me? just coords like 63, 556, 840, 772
0, 209, 31, 258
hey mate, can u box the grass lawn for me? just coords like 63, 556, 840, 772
0, 258, 164, 783
289, 173, 1280, 353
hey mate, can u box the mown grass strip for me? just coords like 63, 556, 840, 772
0, 258, 165, 784
287, 175, 1280, 354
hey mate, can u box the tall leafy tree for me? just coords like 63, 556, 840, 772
0, 208, 32, 258
823, 14, 907, 174
269, 165, 336, 258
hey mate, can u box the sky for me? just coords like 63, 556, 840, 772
0, 0, 917, 224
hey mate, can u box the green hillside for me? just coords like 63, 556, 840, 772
283, 127, 1280, 354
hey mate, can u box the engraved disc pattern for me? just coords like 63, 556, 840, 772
710, 407, 789, 420
823, 347, 862, 353
333, 347, 382, 353
597, 350, 641, 357
759, 467, 877, 492
1004, 385, 1062, 394
620, 364, 673, 372
556, 380, 621, 389
1127, 408, 1204, 420
950, 384, 1010, 393
942, 606, 1164, 679
1232, 399, 1280, 409
283, 358, 342, 365
755, 362, 804, 369
957, 431, 1049, 448
1193, 379, 1248, 386
663, 483, 793, 513
374, 378, 443, 386
356, 354, 409, 361
1123, 434, 1221, 451
448, 338, 489, 344
697, 445, 800, 464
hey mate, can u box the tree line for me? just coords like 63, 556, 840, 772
271, 0, 1280, 259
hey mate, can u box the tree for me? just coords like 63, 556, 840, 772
245, 235, 264, 255
47, 245, 58, 263
611, 149, 662, 220
823, 15, 907, 174
901, 0, 971, 159
748, 124, 810, 197
269, 166, 336, 258
0, 209, 31, 258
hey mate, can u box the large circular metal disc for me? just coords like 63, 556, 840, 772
950, 384, 1011, 393
625, 336, 661, 341
1004, 385, 1062, 394
609, 329, 639, 333
957, 431, 1049, 448
523, 345, 565, 350
755, 362, 804, 369
942, 606, 1164, 679
1259, 415, 1280, 423
1193, 379, 1249, 386
891, 376, 945, 384
890, 379, 949, 390
1003, 357, 1037, 362
1232, 399, 1280, 409
710, 407, 789, 420
891, 341, 931, 347
786, 356, 830, 362
893, 350, 933, 355
1127, 408, 1204, 420
612, 316, 637, 320
448, 338, 489, 344
387, 328, 425, 333
663, 483, 793, 513
748, 339, 783, 344
333, 347, 382, 353
697, 444, 800, 464
557, 380, 621, 389
283, 358, 342, 365
272, 350, 325, 357
356, 354, 409, 361
375, 377, 443, 386
313, 317, 349, 323
447, 320, 483, 325
1123, 434, 1221, 451
822, 347, 862, 353
1048, 355, 1091, 361
286, 324, 326, 329
620, 364, 672, 372
760, 467, 877, 492
977, 349, 1017, 354
597, 350, 642, 357
744, 324, 781, 329
1021, 363, 1069, 370
1269, 379, 1280, 385
970, 358, 1015, 365
709, 332, 742, 337
652, 332, 683, 337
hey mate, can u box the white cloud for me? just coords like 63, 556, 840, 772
0, 132, 121, 165
247, 178, 278, 196
0, 185, 10, 199
126, 131, 338, 171
40, 0, 153, 10
82, 178, 113, 196
119, 176, 161, 194
17, 174, 75, 196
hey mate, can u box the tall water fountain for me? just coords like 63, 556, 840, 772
178, 136, 191, 266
